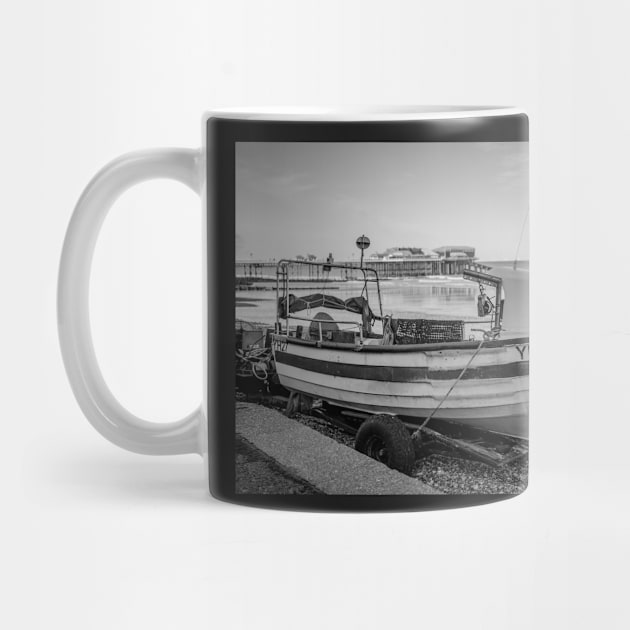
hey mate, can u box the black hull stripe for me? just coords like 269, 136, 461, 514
275, 351, 529, 382
283, 335, 529, 353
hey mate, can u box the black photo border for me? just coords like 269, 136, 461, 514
207, 113, 529, 512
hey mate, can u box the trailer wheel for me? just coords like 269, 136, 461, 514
355, 415, 415, 475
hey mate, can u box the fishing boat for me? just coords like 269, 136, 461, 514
270, 256, 529, 470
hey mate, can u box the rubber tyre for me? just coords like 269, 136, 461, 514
355, 415, 415, 475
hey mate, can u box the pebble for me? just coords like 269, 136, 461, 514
292, 407, 528, 495
239, 391, 528, 495
412, 454, 528, 494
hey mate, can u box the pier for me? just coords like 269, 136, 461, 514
236, 257, 488, 281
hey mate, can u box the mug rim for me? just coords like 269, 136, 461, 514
204, 106, 524, 122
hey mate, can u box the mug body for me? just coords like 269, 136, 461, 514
205, 108, 529, 511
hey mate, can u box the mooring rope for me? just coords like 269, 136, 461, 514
513, 207, 529, 270
414, 338, 486, 436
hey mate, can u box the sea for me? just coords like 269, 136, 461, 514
236, 260, 529, 335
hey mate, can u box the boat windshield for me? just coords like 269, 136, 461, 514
275, 259, 382, 340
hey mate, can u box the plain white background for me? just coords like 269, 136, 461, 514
1, 1, 629, 628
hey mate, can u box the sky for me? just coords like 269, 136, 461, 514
235, 141, 528, 262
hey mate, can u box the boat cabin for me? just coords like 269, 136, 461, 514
275, 259, 505, 347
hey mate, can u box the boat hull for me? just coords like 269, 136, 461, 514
272, 335, 529, 439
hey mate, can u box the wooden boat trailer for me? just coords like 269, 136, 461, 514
288, 394, 527, 469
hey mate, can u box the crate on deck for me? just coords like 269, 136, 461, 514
392, 318, 464, 344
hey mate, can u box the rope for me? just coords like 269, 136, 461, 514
414, 338, 486, 434
252, 362, 269, 381
236, 347, 270, 361
513, 207, 529, 269
236, 346, 274, 383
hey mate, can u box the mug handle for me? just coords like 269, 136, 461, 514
58, 148, 204, 455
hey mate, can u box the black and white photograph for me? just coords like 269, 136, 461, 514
235, 141, 529, 495
8, 1, 630, 628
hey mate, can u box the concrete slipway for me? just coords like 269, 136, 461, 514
236, 402, 437, 495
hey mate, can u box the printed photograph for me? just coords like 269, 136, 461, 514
234, 142, 529, 495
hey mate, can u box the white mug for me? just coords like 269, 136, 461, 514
59, 107, 529, 511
